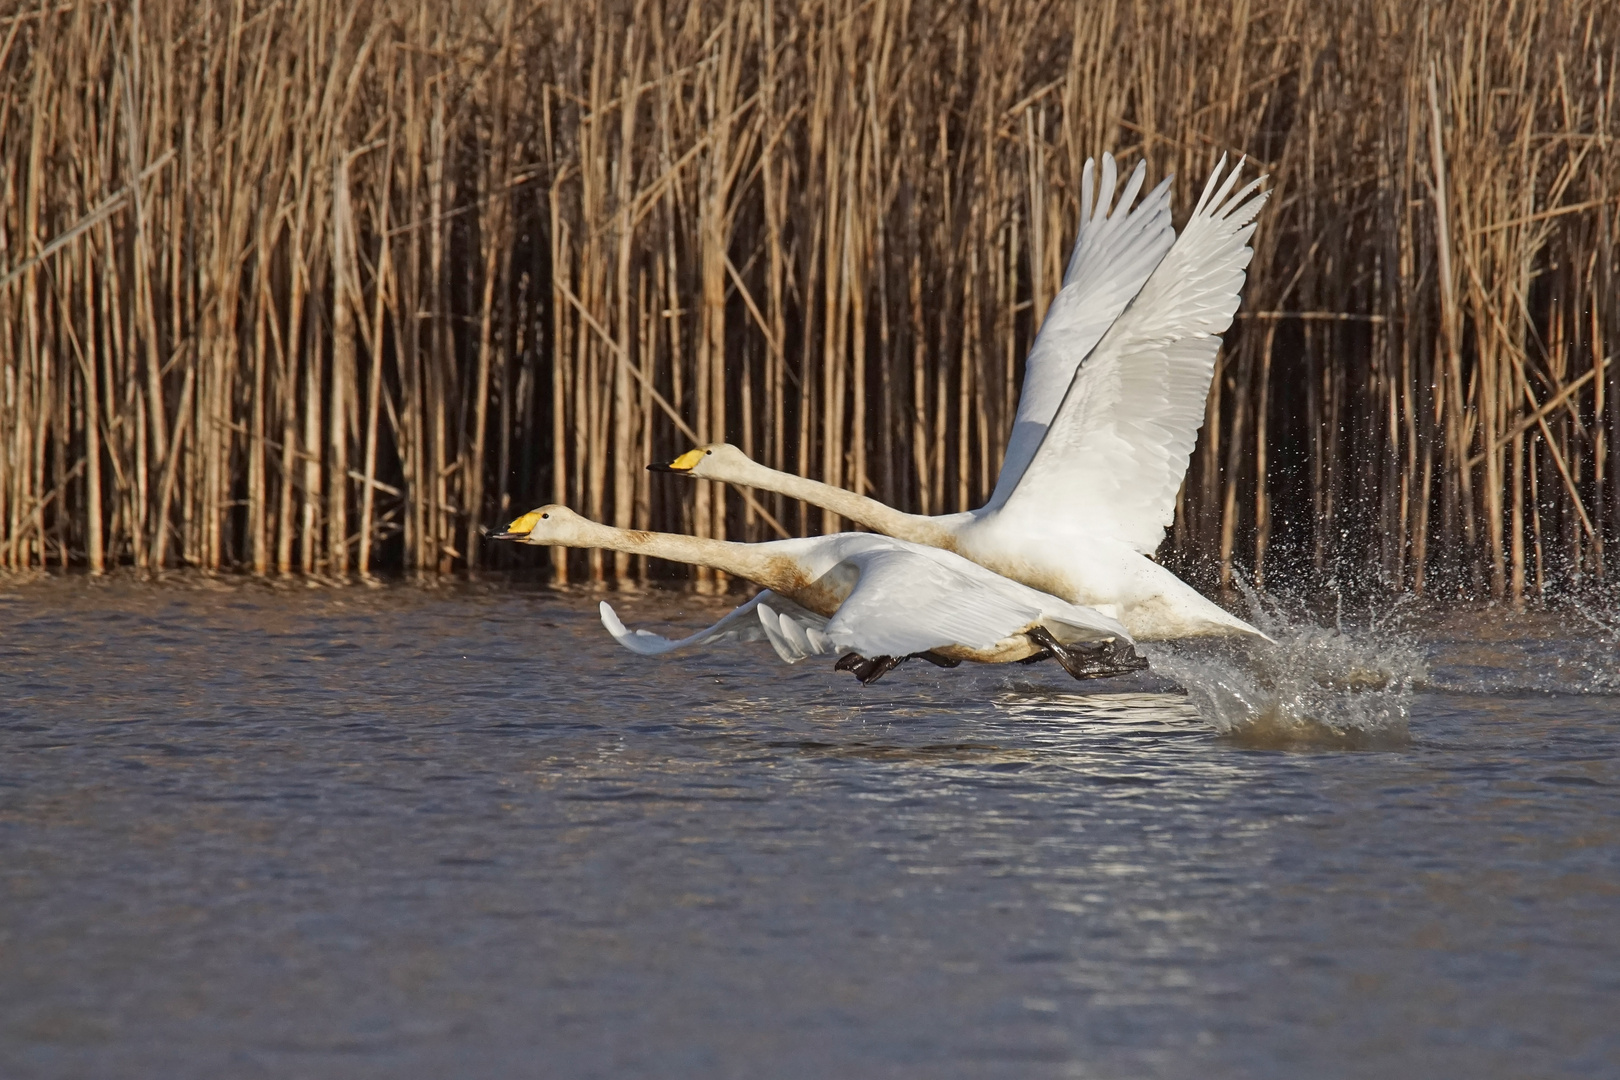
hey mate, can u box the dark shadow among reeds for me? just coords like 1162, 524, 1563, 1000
1, 0, 1616, 601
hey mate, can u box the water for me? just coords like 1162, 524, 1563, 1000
2, 579, 1618, 1079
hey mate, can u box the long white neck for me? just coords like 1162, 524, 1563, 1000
725, 458, 958, 549
543, 519, 801, 593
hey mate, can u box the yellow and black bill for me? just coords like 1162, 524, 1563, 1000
647, 448, 705, 474
489, 509, 542, 540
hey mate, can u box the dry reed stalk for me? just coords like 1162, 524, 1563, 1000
1, 0, 1616, 602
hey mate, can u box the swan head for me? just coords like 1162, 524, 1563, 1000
489, 504, 592, 545
647, 442, 753, 480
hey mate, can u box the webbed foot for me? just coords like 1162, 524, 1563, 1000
1025, 627, 1149, 681
835, 652, 906, 685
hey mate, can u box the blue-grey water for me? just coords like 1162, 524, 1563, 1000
2, 579, 1617, 1079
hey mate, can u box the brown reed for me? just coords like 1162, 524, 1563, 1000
0, 0, 1615, 603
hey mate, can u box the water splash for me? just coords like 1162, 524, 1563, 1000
1412, 592, 1620, 696
1562, 588, 1620, 693
1146, 585, 1427, 749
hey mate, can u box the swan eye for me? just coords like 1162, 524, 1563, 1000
541, 513, 549, 519
705, 450, 712, 456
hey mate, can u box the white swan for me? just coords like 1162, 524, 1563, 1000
493, 505, 1148, 684
652, 155, 1268, 642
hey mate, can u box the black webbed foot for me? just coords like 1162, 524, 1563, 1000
1025, 627, 1150, 681
835, 652, 906, 685
836, 651, 961, 684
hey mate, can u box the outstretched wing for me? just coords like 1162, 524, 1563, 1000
985, 154, 1177, 509
823, 549, 1043, 657
599, 592, 824, 657
996, 157, 1268, 554
825, 548, 1136, 658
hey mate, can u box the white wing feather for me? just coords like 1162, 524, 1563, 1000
997, 156, 1268, 553
757, 603, 838, 663
985, 155, 1176, 509
824, 550, 1038, 656
598, 593, 826, 658
823, 548, 1130, 658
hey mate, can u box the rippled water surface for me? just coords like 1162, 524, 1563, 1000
2, 579, 1618, 1079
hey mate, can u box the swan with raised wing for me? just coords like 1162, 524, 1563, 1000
492, 506, 1148, 685
651, 155, 1268, 642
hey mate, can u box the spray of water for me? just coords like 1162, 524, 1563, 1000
1553, 587, 1620, 693
1144, 583, 1428, 748
1409, 587, 1620, 696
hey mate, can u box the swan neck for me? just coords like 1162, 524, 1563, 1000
569, 520, 789, 589
741, 463, 950, 547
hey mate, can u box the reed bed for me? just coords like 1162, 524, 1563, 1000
1, 0, 1616, 601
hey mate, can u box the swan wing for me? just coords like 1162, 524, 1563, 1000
599, 592, 820, 656
757, 603, 838, 663
996, 156, 1268, 554
985, 155, 1177, 508
824, 549, 1038, 656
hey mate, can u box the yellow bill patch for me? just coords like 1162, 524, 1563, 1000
667, 448, 706, 471
503, 510, 542, 536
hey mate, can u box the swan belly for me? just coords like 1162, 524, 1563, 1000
928, 619, 1136, 666
1110, 582, 1261, 640
955, 529, 1260, 641
928, 633, 1048, 666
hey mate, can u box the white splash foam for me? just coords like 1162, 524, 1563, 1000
1145, 585, 1427, 748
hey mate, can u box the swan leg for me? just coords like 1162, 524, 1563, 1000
913, 651, 962, 669
1025, 627, 1149, 681
834, 652, 907, 685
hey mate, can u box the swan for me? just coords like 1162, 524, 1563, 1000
651, 155, 1268, 642
492, 505, 1149, 684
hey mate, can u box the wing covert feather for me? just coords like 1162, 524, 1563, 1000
824, 550, 1043, 657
